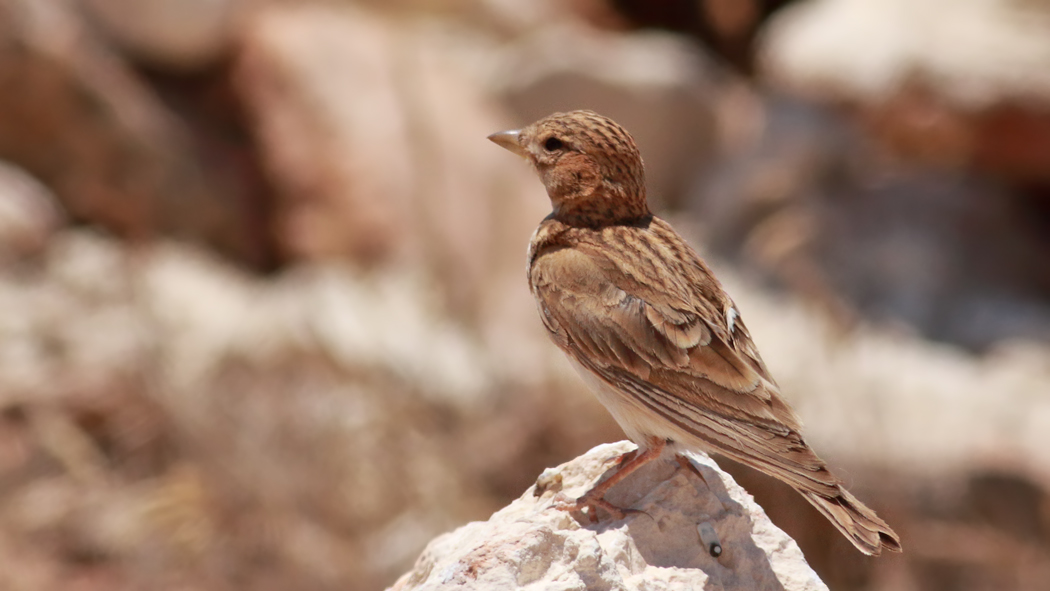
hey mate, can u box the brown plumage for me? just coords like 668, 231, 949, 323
488, 110, 901, 556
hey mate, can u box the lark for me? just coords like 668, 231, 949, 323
488, 110, 901, 556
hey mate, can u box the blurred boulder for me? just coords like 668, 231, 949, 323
0, 228, 619, 589
235, 3, 416, 265
692, 92, 1050, 349
603, 0, 795, 73
0, 0, 267, 265
347, 0, 625, 35
0, 162, 65, 263
755, 0, 1050, 348
390, 441, 828, 591
494, 22, 721, 209
77, 0, 246, 70
235, 3, 561, 381
760, 0, 1050, 181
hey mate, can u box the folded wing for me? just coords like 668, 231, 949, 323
530, 244, 837, 495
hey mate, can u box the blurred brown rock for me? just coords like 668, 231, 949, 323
0, 161, 65, 263
601, 0, 792, 73
0, 0, 267, 265
495, 22, 721, 209
77, 0, 246, 70
235, 3, 562, 380
236, 4, 415, 265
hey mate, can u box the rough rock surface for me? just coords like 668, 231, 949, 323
390, 441, 828, 591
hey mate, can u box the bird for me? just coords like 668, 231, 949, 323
487, 110, 901, 556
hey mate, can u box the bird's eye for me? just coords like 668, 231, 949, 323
543, 137, 563, 152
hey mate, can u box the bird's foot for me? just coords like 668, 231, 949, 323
551, 439, 666, 523
553, 490, 637, 522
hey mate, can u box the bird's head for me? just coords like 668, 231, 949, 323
488, 110, 650, 227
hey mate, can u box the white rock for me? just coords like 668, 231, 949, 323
389, 441, 828, 591
761, 0, 1050, 108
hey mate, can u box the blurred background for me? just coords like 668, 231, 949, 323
0, 0, 1048, 589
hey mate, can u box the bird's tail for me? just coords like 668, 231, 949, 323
798, 485, 902, 556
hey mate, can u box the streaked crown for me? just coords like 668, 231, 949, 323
491, 110, 650, 226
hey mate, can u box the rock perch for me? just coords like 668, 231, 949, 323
389, 441, 827, 590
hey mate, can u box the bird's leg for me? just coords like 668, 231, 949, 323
556, 438, 666, 521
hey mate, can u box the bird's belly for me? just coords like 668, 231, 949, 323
565, 356, 683, 451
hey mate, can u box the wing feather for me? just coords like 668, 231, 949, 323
530, 242, 824, 487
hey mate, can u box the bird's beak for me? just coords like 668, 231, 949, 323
487, 129, 526, 158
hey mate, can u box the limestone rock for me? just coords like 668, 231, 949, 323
389, 441, 828, 591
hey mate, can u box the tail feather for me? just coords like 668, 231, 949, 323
701, 433, 901, 555
799, 486, 902, 556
